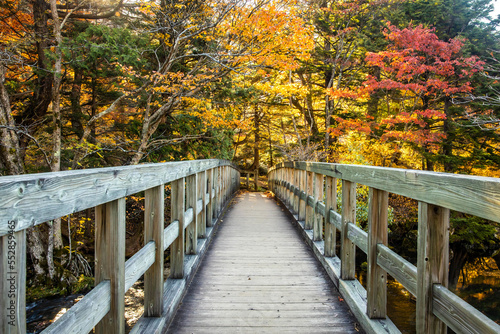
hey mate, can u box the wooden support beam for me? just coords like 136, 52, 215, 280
95, 198, 126, 334
313, 173, 324, 241
417, 202, 449, 334
144, 186, 164, 317
207, 169, 214, 227
198, 172, 207, 238
0, 228, 26, 334
293, 169, 300, 214
213, 168, 219, 219
170, 178, 185, 279
341, 180, 356, 280
367, 188, 388, 319
298, 170, 306, 221
305, 171, 314, 230
186, 174, 198, 255
325, 177, 337, 257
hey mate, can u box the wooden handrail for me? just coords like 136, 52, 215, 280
268, 161, 500, 334
0, 159, 240, 334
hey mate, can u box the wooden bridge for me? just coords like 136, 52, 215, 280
1, 159, 500, 334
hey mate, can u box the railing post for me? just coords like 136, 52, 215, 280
95, 198, 126, 334
207, 169, 214, 227
289, 168, 294, 210
186, 174, 198, 255
367, 188, 388, 319
171, 178, 185, 278
417, 202, 449, 334
305, 171, 314, 230
0, 228, 26, 334
198, 171, 207, 238
293, 168, 300, 214
313, 173, 324, 241
298, 170, 306, 222
213, 167, 219, 219
144, 186, 164, 317
325, 176, 337, 257
341, 180, 356, 280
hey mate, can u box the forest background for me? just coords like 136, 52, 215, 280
1, 0, 500, 326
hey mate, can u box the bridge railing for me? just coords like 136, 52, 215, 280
0, 159, 240, 334
268, 161, 500, 334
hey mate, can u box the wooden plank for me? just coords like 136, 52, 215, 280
417, 202, 449, 334
433, 284, 500, 334
198, 171, 207, 238
207, 169, 214, 227
125, 241, 155, 291
170, 178, 185, 279
163, 221, 180, 251
377, 244, 417, 297
0, 229, 26, 334
0, 159, 236, 236
325, 176, 337, 257
367, 188, 388, 319
298, 170, 306, 221
41, 281, 111, 334
95, 198, 126, 334
313, 173, 324, 241
347, 223, 367, 254
341, 180, 356, 280
293, 169, 299, 214
274, 161, 500, 224
305, 172, 314, 229
144, 186, 164, 317
186, 174, 198, 255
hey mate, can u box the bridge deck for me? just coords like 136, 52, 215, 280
166, 192, 363, 333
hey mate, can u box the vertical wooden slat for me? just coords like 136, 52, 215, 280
325, 176, 337, 257
207, 168, 214, 227
0, 228, 26, 334
367, 188, 388, 319
186, 174, 198, 255
293, 169, 300, 214
95, 198, 126, 334
198, 171, 207, 238
144, 186, 164, 317
417, 202, 449, 334
170, 178, 185, 279
313, 173, 324, 241
305, 171, 314, 230
341, 180, 356, 280
298, 170, 306, 221
213, 167, 219, 219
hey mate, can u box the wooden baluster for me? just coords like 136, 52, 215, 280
207, 169, 214, 227
95, 198, 126, 334
144, 186, 164, 317
313, 173, 324, 241
367, 188, 388, 319
293, 169, 300, 215
298, 170, 306, 222
171, 178, 185, 278
289, 168, 294, 211
341, 180, 356, 280
213, 167, 219, 219
0, 228, 26, 334
198, 172, 207, 238
325, 176, 337, 257
186, 174, 198, 255
305, 171, 314, 230
417, 202, 449, 334
246, 173, 250, 189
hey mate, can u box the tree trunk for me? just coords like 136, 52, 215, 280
250, 109, 261, 170
442, 97, 453, 172
449, 244, 469, 289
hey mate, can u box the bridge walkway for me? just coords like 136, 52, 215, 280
166, 192, 362, 333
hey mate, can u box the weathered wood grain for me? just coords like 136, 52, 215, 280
125, 241, 155, 291
325, 176, 337, 257
95, 198, 126, 334
347, 223, 368, 254
341, 180, 356, 280
433, 284, 500, 334
198, 171, 207, 238
313, 173, 324, 241
0, 230, 26, 334
376, 244, 417, 297
0, 159, 236, 236
367, 188, 388, 319
144, 186, 164, 317
417, 202, 449, 334
163, 221, 179, 251
273, 161, 500, 224
186, 174, 198, 255
170, 178, 185, 279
